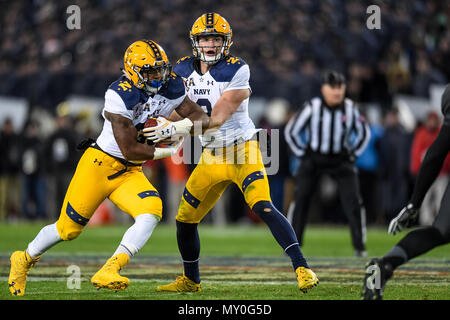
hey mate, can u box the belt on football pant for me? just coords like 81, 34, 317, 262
202, 137, 246, 156
202, 131, 269, 156
77, 138, 141, 180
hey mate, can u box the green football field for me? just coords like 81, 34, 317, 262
0, 222, 448, 301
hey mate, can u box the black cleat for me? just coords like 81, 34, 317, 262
361, 258, 393, 300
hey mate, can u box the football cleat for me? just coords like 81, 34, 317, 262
8, 250, 41, 296
361, 258, 393, 300
157, 274, 202, 292
296, 267, 319, 293
91, 253, 130, 291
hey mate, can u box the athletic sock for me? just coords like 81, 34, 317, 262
382, 245, 408, 271
285, 243, 309, 269
26, 223, 62, 258
176, 220, 201, 283
113, 213, 159, 257
252, 201, 309, 269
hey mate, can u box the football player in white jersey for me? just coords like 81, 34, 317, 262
8, 40, 208, 296
153, 13, 319, 293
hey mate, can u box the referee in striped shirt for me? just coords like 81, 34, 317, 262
284, 70, 371, 257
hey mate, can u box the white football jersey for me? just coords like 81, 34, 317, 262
174, 55, 257, 148
96, 74, 186, 160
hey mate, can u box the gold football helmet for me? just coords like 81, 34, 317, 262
190, 13, 233, 64
123, 40, 171, 94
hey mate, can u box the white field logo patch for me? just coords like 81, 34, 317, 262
66, 265, 81, 290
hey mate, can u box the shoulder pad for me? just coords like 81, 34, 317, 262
209, 56, 247, 82
158, 73, 186, 100
173, 56, 195, 78
108, 77, 147, 110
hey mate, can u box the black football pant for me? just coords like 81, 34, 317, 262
384, 181, 450, 269
432, 181, 450, 240
290, 156, 366, 251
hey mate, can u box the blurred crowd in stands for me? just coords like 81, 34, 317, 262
1, 0, 450, 226
1, 0, 450, 108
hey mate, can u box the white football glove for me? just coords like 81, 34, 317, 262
152, 136, 185, 160
143, 116, 193, 143
142, 116, 174, 143
388, 203, 419, 235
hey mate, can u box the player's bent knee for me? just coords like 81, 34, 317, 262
252, 200, 276, 217
62, 230, 82, 241
55, 215, 85, 241
56, 222, 83, 241
135, 212, 161, 226
175, 201, 202, 224
135, 197, 163, 220
149, 197, 163, 218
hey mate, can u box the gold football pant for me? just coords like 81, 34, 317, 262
176, 140, 272, 223
56, 147, 162, 240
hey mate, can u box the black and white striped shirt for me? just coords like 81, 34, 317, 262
284, 97, 371, 158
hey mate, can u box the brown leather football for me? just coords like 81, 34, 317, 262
144, 117, 158, 128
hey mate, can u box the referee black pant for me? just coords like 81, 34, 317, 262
290, 154, 366, 251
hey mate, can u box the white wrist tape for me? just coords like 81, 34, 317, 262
173, 118, 193, 135
153, 147, 174, 160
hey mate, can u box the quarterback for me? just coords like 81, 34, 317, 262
152, 13, 319, 293
8, 40, 208, 296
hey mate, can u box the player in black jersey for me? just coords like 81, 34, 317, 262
361, 85, 450, 300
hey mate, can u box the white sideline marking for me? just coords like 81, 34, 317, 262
1, 277, 447, 287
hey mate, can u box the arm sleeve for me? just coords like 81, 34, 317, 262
103, 89, 133, 120
223, 64, 251, 92
410, 124, 450, 207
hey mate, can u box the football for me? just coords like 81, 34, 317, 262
144, 117, 158, 129
144, 116, 176, 145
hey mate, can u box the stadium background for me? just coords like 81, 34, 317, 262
1, 0, 449, 230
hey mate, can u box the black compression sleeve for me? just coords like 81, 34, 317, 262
410, 124, 450, 207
